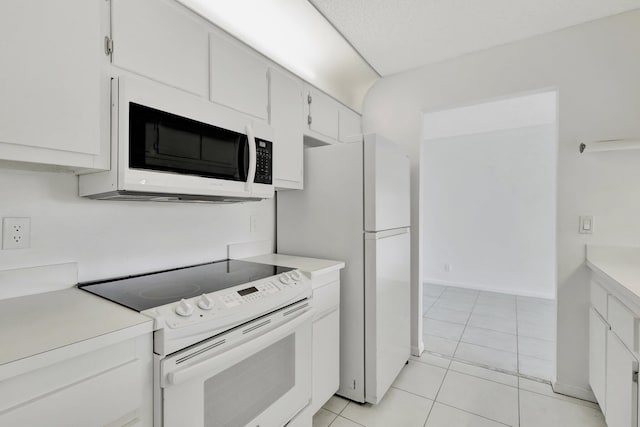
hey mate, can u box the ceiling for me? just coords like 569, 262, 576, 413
177, 0, 379, 111
309, 0, 640, 76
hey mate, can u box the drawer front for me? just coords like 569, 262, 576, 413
591, 280, 608, 319
313, 280, 340, 319
608, 295, 639, 353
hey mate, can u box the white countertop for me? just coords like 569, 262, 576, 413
242, 253, 345, 278
0, 288, 152, 368
586, 245, 640, 303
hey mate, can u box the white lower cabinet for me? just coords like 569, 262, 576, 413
606, 330, 639, 427
589, 307, 608, 413
310, 278, 341, 414
589, 279, 640, 427
0, 334, 153, 427
312, 309, 340, 412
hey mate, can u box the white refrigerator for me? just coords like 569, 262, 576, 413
277, 134, 411, 404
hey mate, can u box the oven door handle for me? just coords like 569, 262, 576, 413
244, 124, 256, 192
166, 308, 313, 387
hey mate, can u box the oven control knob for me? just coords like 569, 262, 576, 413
197, 294, 214, 310
175, 299, 194, 317
290, 270, 302, 281
279, 273, 292, 285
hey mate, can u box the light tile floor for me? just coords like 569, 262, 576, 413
313, 355, 605, 427
423, 283, 556, 381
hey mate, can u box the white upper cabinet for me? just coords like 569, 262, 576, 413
111, 0, 209, 98
268, 68, 304, 189
210, 33, 269, 120
305, 87, 340, 142
0, 0, 109, 169
339, 107, 362, 143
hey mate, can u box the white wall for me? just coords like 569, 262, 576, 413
0, 168, 275, 289
422, 124, 556, 298
362, 9, 640, 398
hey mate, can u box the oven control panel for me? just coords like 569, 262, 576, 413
149, 269, 310, 329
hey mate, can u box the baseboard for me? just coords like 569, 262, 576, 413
411, 341, 425, 357
423, 277, 555, 300
552, 382, 597, 403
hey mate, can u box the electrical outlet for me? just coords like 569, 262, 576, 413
2, 217, 31, 249
249, 215, 258, 233
444, 263, 452, 272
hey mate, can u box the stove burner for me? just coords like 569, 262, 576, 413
139, 282, 202, 300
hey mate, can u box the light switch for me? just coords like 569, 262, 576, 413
579, 216, 594, 234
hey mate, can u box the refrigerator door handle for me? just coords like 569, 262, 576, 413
364, 228, 410, 240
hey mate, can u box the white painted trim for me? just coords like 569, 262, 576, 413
423, 278, 555, 300
0, 262, 78, 300
411, 341, 425, 357
552, 381, 597, 403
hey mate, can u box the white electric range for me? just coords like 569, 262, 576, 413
80, 259, 313, 427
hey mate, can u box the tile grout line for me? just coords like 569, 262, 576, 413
422, 287, 453, 427
422, 316, 521, 427
421, 286, 482, 426
449, 289, 480, 365
434, 401, 512, 427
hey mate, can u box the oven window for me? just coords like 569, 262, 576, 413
129, 102, 248, 181
203, 334, 295, 427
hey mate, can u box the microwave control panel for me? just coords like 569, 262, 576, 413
255, 139, 272, 184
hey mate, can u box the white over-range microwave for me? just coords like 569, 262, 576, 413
79, 76, 274, 202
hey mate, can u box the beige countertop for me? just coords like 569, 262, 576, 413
242, 253, 345, 279
0, 288, 152, 368
586, 245, 640, 305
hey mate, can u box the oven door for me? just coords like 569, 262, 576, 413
159, 305, 312, 427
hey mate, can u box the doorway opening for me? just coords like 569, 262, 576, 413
420, 91, 558, 382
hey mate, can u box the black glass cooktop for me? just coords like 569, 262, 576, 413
79, 260, 293, 312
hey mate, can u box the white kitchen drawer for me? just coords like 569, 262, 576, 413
591, 280, 609, 319
312, 280, 340, 319
0, 356, 141, 427
608, 295, 640, 353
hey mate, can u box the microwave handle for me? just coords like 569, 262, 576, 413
245, 125, 257, 192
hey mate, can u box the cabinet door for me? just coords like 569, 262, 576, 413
269, 68, 303, 190
311, 309, 340, 413
339, 107, 362, 143
0, 0, 105, 157
111, 0, 209, 97
589, 308, 608, 412
210, 32, 268, 120
605, 330, 638, 427
307, 88, 339, 141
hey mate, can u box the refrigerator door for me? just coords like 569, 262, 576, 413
277, 142, 367, 402
364, 134, 411, 232
364, 227, 411, 404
